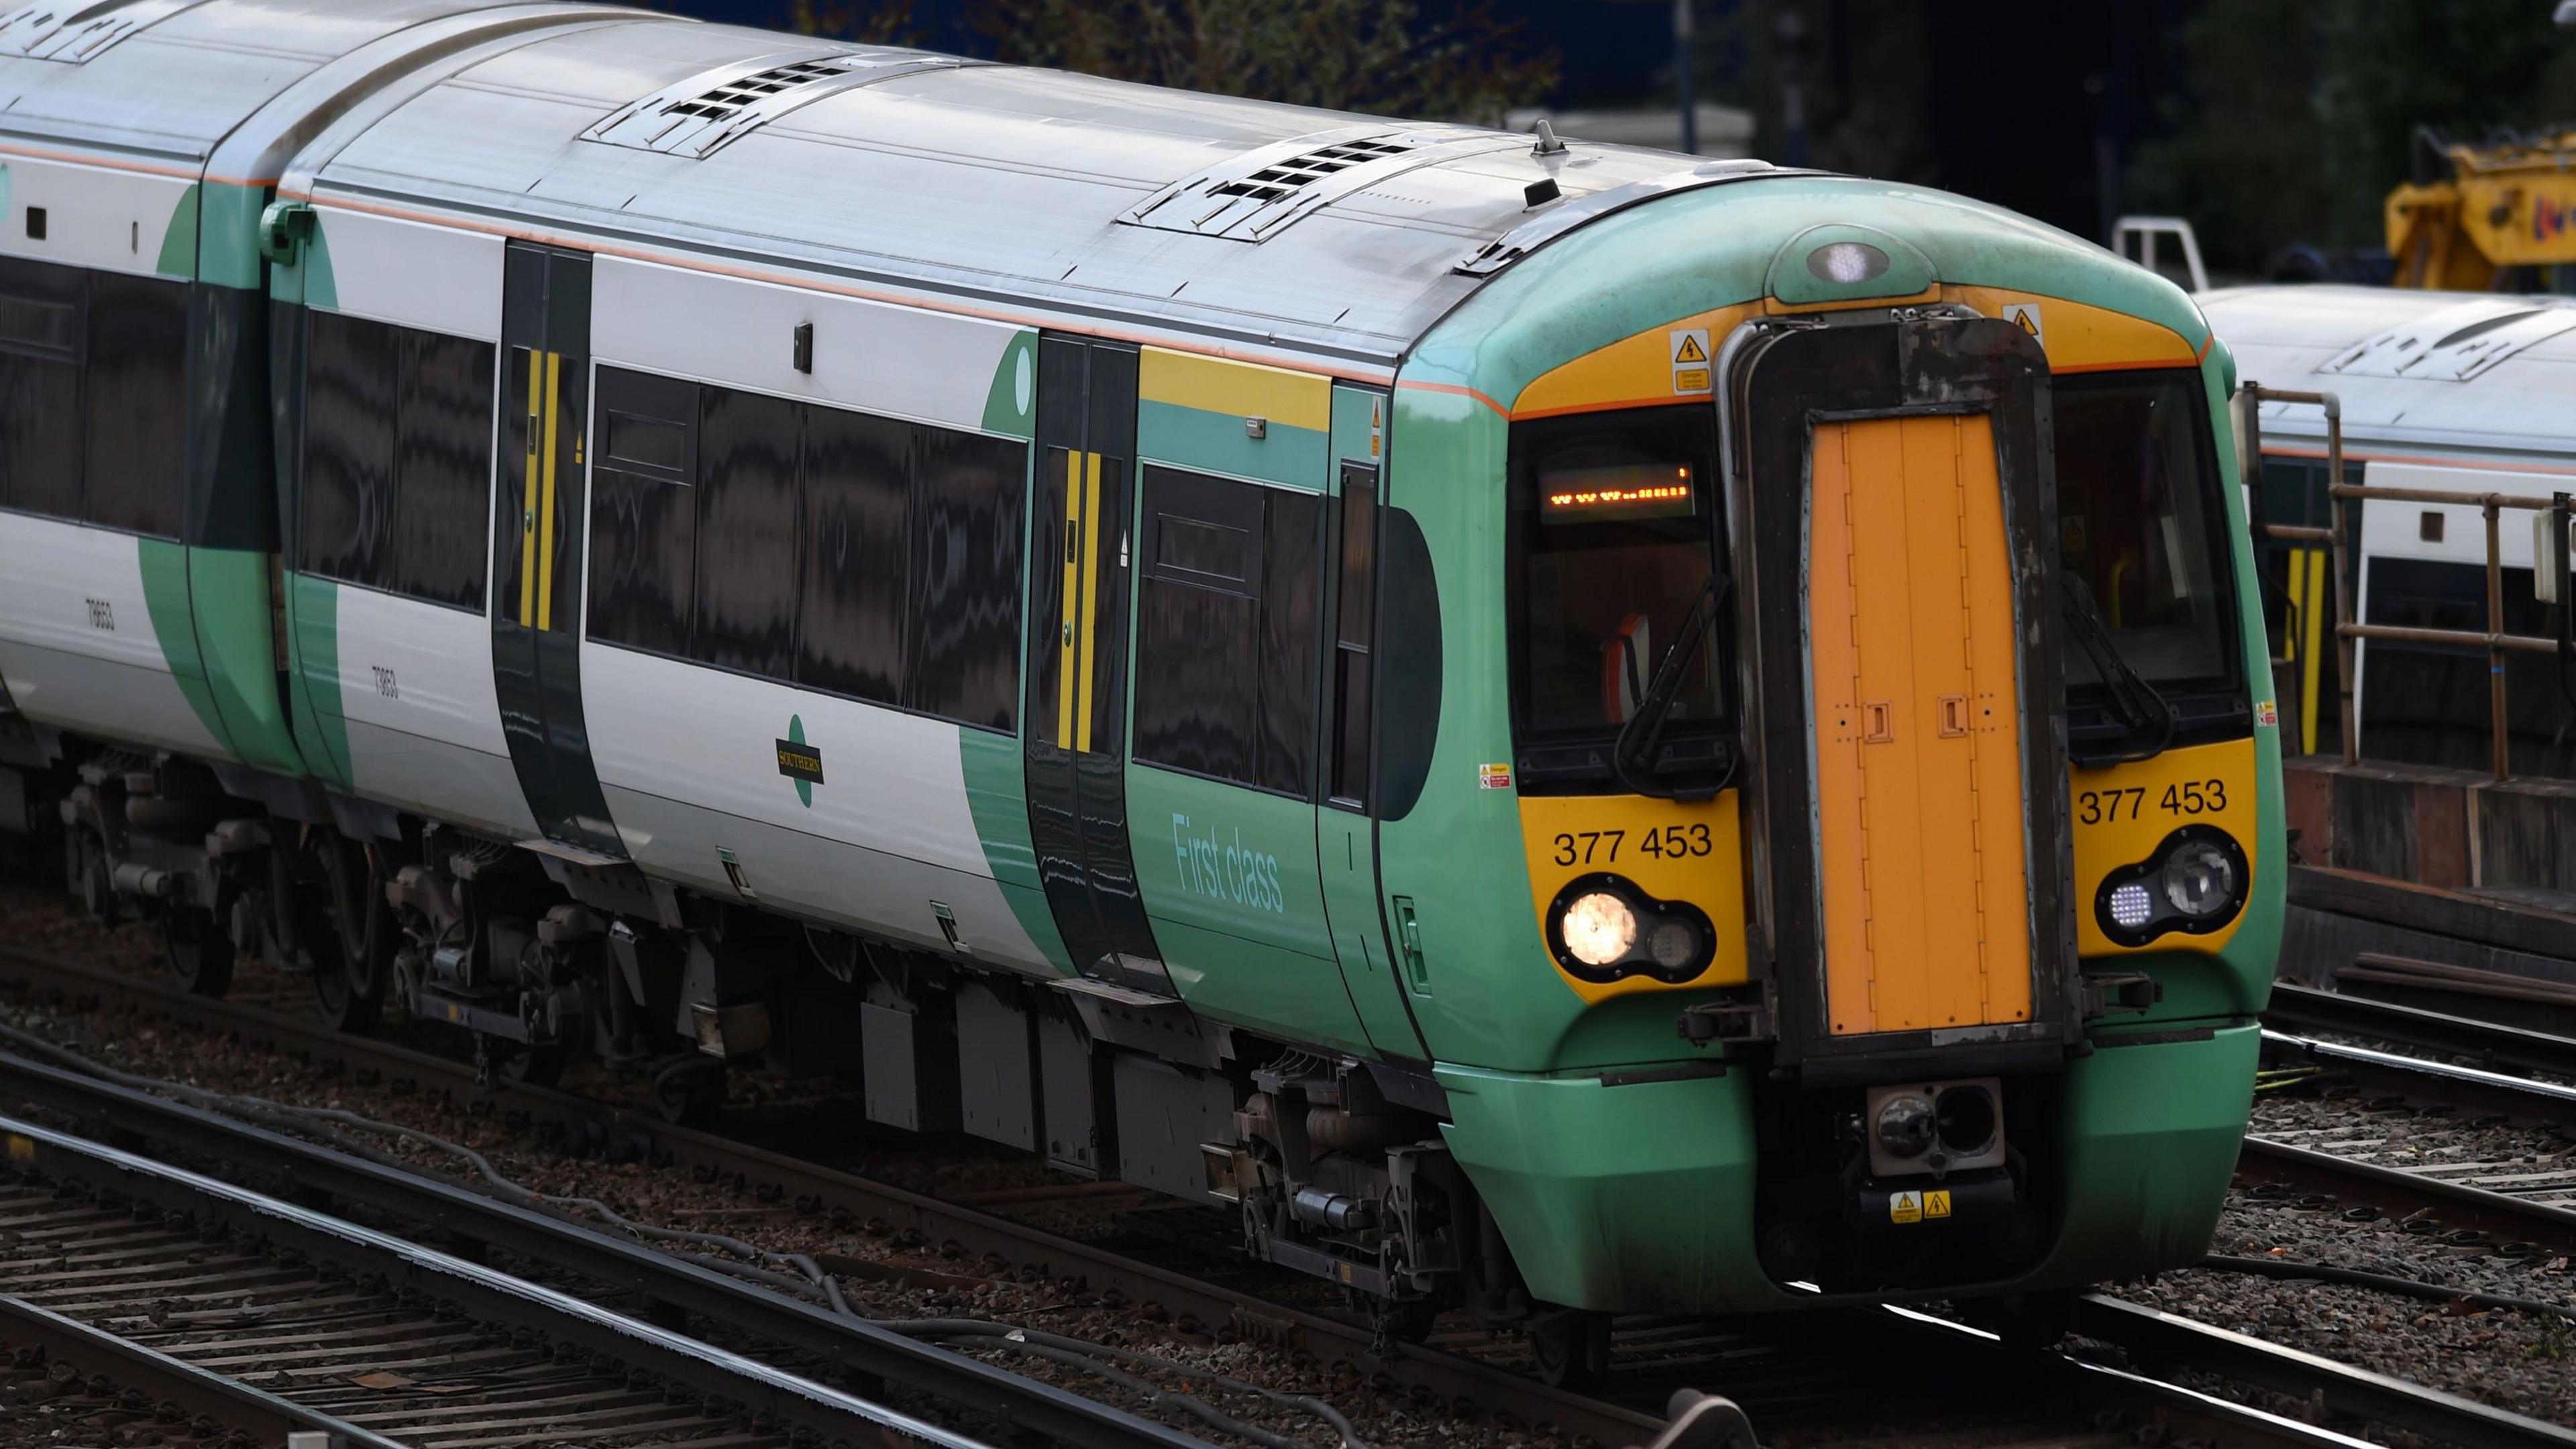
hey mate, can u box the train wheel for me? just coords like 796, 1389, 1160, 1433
1527, 1306, 1611, 1389
495, 1041, 566, 1089
309, 837, 388, 1034
651, 1058, 724, 1125
75, 832, 113, 924
162, 907, 235, 997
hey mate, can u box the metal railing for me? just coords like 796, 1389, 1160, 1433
2238, 384, 2574, 780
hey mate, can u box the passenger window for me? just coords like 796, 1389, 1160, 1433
1329, 465, 1377, 806
690, 386, 800, 678
908, 427, 1024, 732
301, 311, 494, 608
81, 272, 186, 539
796, 406, 912, 705
0, 257, 87, 521
387, 329, 495, 609
1134, 465, 1320, 796
301, 309, 398, 586
587, 367, 698, 656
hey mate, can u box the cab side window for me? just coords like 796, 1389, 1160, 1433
1133, 465, 1320, 796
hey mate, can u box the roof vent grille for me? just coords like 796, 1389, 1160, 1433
1122, 129, 1512, 242
0, 0, 203, 63
2322, 298, 2576, 382
584, 48, 976, 160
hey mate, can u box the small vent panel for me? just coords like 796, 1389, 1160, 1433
584, 48, 977, 160
0, 0, 205, 62
2322, 299, 2576, 382
1124, 129, 1515, 241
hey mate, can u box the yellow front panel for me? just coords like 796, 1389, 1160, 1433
1518, 791, 1748, 1004
1811, 415, 2033, 1036
2071, 736, 2260, 957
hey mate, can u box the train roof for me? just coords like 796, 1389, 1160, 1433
2200, 284, 2576, 468
288, 7, 1764, 369
0, 0, 557, 162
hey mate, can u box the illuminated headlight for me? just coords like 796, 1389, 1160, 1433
1560, 892, 1638, 967
2162, 840, 2239, 918
1544, 875, 1718, 985
1806, 239, 1890, 284
2094, 826, 2248, 947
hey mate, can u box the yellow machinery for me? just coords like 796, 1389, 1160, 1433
2387, 125, 2576, 290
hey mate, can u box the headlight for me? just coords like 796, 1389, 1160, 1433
2094, 826, 2248, 947
1560, 892, 1637, 967
1874, 1092, 1936, 1159
1544, 875, 1718, 984
2161, 840, 2238, 918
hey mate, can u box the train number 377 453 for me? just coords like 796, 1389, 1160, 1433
1551, 824, 1714, 866
2077, 779, 2229, 825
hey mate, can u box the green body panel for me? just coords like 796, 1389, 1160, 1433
1126, 763, 1371, 1054
195, 183, 269, 291
284, 572, 353, 792
1136, 400, 1326, 490
271, 215, 335, 311
958, 727, 1074, 975
156, 185, 200, 279
1444, 1022, 2258, 1313
185, 547, 303, 775
136, 538, 227, 749
1318, 382, 1423, 1059
981, 329, 1037, 439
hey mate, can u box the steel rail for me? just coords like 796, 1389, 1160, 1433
0, 1109, 998, 1449
0, 1048, 1216, 1449
2268, 981, 2576, 1079
0, 941, 1664, 1446
2263, 1027, 2576, 1121
2070, 1293, 2576, 1449
0, 1291, 409, 1449
2235, 1136, 2576, 1254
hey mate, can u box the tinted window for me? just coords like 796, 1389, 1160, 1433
1328, 466, 1377, 806
0, 258, 85, 520
1134, 466, 1319, 796
797, 406, 910, 704
81, 272, 186, 538
387, 329, 494, 608
301, 309, 397, 586
691, 385, 799, 678
911, 427, 1024, 731
2054, 370, 2235, 690
588, 367, 698, 656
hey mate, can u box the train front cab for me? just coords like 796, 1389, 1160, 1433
1391, 182, 2282, 1318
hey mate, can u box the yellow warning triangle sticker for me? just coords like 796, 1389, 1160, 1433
1674, 333, 1708, 364
2014, 310, 2039, 337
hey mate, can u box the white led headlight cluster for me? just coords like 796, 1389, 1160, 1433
2092, 826, 2249, 947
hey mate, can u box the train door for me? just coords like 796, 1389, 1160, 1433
490, 241, 622, 857
1318, 386, 1430, 1059
1023, 335, 1167, 991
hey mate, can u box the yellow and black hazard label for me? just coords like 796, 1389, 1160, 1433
1888, 1189, 1953, 1224
1670, 327, 1712, 395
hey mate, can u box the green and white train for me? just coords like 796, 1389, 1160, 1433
0, 0, 2282, 1368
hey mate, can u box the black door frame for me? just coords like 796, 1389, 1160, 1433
1024, 334, 1165, 990
491, 241, 621, 857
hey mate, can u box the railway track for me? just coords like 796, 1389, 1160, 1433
0, 1109, 1015, 1449
1, 932, 2565, 1448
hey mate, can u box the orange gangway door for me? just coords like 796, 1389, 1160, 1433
1808, 413, 2035, 1036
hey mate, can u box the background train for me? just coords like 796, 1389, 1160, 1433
2206, 284, 2576, 777
0, 0, 2279, 1375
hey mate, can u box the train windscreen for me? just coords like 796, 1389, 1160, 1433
2053, 370, 2237, 696
1507, 405, 1728, 784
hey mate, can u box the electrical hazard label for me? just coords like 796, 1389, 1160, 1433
1670, 327, 1711, 395
2002, 302, 2045, 347
1888, 1189, 1952, 1224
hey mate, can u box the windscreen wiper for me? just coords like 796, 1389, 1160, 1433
1611, 568, 1733, 800
2060, 574, 2176, 765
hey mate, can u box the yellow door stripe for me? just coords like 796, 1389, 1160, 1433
536, 350, 561, 632
1074, 451, 1104, 754
518, 350, 539, 627
1056, 450, 1081, 748
2300, 546, 2326, 755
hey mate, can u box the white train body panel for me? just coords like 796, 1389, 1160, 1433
327, 583, 536, 838
316, 205, 505, 337
0, 515, 221, 758
0, 154, 193, 276
582, 643, 1051, 973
